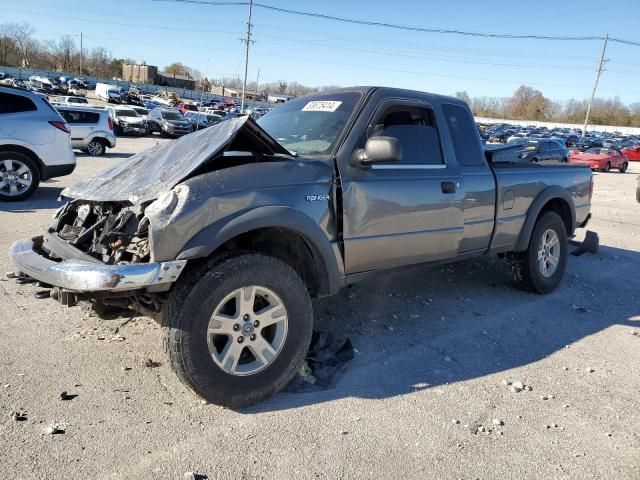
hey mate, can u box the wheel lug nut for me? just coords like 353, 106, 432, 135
254, 320, 259, 327
237, 336, 244, 343
233, 324, 240, 331
243, 314, 250, 321
250, 334, 256, 341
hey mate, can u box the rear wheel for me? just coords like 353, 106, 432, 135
164, 254, 313, 408
508, 211, 568, 294
0, 152, 40, 201
87, 139, 106, 156
619, 162, 628, 173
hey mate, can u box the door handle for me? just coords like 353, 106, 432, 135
441, 181, 457, 194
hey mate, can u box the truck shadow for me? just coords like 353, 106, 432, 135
247, 243, 639, 413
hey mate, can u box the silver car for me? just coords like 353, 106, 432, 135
0, 86, 76, 201
57, 107, 116, 156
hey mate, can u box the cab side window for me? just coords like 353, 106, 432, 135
369, 105, 444, 165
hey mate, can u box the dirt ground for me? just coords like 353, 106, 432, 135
1, 137, 639, 480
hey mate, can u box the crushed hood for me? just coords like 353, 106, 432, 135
61, 116, 291, 204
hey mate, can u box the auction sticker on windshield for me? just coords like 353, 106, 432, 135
302, 101, 342, 112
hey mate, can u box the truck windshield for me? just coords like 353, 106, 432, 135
257, 92, 361, 155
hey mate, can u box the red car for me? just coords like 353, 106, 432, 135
176, 102, 198, 114
569, 147, 628, 172
621, 145, 640, 161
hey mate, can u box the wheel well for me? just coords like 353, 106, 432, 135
213, 227, 329, 298
540, 198, 572, 235
0, 144, 45, 177
90, 137, 109, 146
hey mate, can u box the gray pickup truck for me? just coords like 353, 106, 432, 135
11, 87, 592, 407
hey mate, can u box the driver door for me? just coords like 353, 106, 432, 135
341, 100, 464, 274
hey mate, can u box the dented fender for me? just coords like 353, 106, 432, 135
141, 158, 343, 294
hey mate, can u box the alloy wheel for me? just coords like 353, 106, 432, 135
537, 229, 560, 278
207, 285, 288, 376
0, 159, 32, 197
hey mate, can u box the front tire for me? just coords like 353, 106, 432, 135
619, 162, 628, 173
508, 211, 568, 294
164, 254, 313, 408
603, 162, 611, 172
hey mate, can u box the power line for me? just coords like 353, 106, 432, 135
152, 0, 640, 46
254, 49, 640, 95
254, 32, 595, 71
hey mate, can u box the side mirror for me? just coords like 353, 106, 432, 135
352, 136, 402, 167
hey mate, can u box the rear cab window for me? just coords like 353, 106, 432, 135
442, 103, 485, 167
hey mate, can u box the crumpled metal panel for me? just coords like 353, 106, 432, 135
60, 116, 289, 205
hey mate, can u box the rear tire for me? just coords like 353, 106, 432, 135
87, 139, 106, 156
164, 254, 313, 408
508, 211, 568, 294
0, 152, 40, 202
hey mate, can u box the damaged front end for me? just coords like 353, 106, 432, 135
12, 199, 186, 316
52, 201, 151, 265
11, 116, 293, 317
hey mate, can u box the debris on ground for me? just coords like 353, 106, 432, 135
492, 419, 504, 426
45, 424, 65, 435
465, 421, 481, 434
285, 332, 354, 393
571, 305, 590, 313
11, 410, 27, 421
510, 381, 531, 393
586, 368, 595, 373
34, 290, 50, 299
59, 391, 77, 401
144, 359, 161, 368
184, 472, 207, 480
570, 230, 599, 256
5, 271, 17, 279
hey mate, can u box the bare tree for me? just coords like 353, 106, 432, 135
50, 35, 78, 72
6, 22, 37, 67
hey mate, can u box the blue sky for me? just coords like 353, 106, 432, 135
2, 0, 640, 103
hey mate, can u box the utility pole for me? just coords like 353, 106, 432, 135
255, 68, 260, 100
582, 34, 608, 137
240, 0, 254, 113
79, 32, 83, 76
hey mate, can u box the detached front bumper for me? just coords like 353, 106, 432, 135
11, 238, 186, 293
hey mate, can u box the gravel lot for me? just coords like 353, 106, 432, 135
1, 137, 639, 479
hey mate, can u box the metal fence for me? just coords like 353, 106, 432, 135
0, 65, 271, 108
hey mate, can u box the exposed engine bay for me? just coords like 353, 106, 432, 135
47, 200, 151, 265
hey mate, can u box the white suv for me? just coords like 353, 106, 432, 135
0, 86, 76, 201
57, 107, 116, 156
